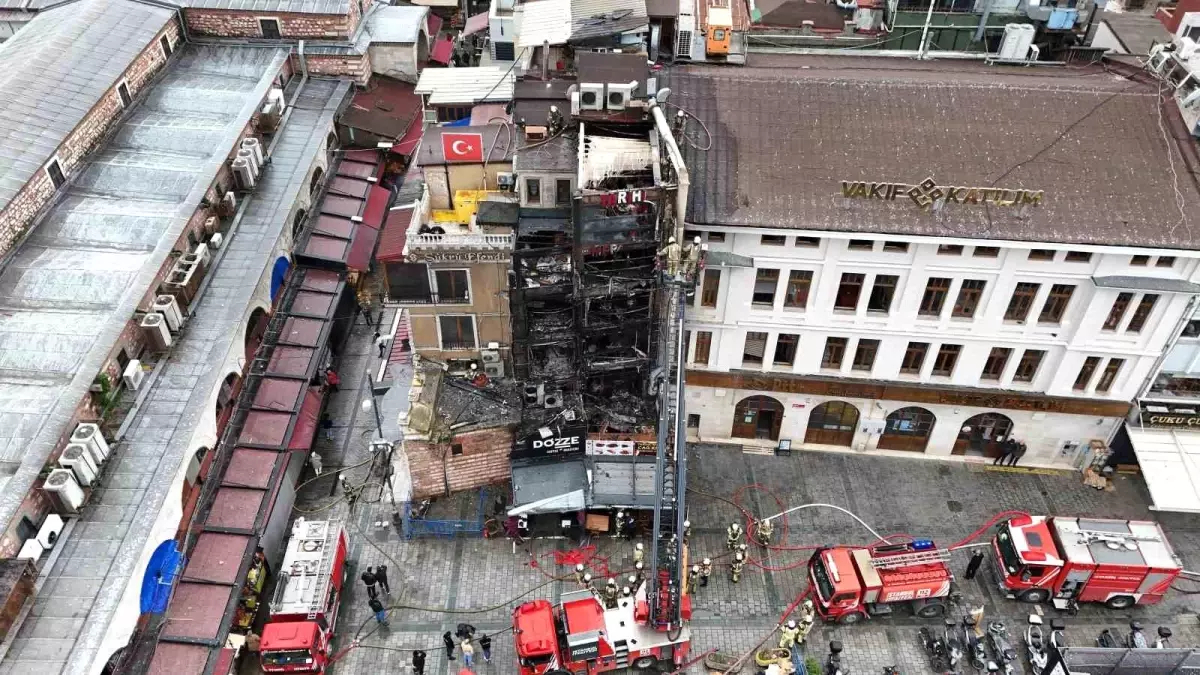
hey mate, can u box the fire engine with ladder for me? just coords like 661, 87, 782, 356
992, 515, 1182, 610
809, 540, 954, 624
260, 518, 349, 673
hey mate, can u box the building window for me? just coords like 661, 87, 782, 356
707, 232, 725, 243
1096, 358, 1123, 393
687, 414, 700, 429
1028, 249, 1056, 261
433, 269, 469, 302
867, 275, 898, 313
1065, 251, 1092, 262
937, 244, 963, 255
919, 278, 951, 316
439, 316, 477, 349
525, 178, 541, 204
701, 269, 720, 308
258, 18, 281, 39
852, 339, 879, 372
931, 344, 961, 377
1131, 254, 1150, 266
1157, 256, 1177, 268
834, 273, 865, 311
555, 179, 571, 206
1037, 284, 1075, 324
1185, 23, 1200, 40
981, 347, 1012, 380
436, 106, 472, 122
743, 332, 767, 366
493, 41, 515, 61
1012, 349, 1045, 383
900, 342, 928, 374
783, 270, 812, 308
973, 246, 1000, 258
1004, 282, 1040, 322
1126, 294, 1159, 333
847, 240, 874, 251
117, 81, 132, 108
752, 269, 780, 306
761, 234, 786, 246
1073, 356, 1101, 391
883, 241, 909, 252
794, 236, 819, 247
822, 337, 848, 369
694, 331, 712, 365
160, 35, 174, 57
451, 443, 464, 456
1102, 293, 1133, 331
774, 333, 799, 366
951, 279, 986, 319
46, 159, 65, 189
1184, 319, 1200, 338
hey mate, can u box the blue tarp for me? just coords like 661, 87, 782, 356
271, 256, 291, 301
139, 540, 183, 614
443, 117, 471, 127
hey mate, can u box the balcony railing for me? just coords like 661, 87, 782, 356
389, 293, 471, 305
408, 232, 515, 250
440, 340, 478, 351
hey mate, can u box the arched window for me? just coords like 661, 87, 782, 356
292, 208, 307, 238
309, 167, 325, 196
731, 395, 785, 441
878, 407, 936, 452
805, 401, 860, 447
954, 413, 1014, 458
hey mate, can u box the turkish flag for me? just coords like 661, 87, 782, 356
441, 132, 484, 162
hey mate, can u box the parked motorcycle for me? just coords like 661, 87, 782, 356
1127, 620, 1148, 649
964, 616, 987, 671
1155, 626, 1173, 649
1049, 618, 1067, 652
1024, 615, 1048, 671
944, 618, 964, 670
826, 640, 848, 675
986, 621, 1017, 675
919, 626, 950, 672
1096, 628, 1121, 649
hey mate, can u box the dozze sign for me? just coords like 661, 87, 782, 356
513, 423, 587, 460
531, 435, 580, 451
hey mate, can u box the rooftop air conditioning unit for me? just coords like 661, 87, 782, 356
497, 173, 515, 190
423, 108, 438, 125
484, 362, 505, 378
141, 312, 173, 351
153, 294, 184, 332
123, 360, 145, 391
237, 148, 260, 177
232, 157, 256, 191
164, 259, 200, 306
66, 441, 103, 470
36, 514, 64, 549
43, 469, 85, 513
71, 423, 110, 463
209, 232, 224, 249
606, 82, 637, 111
544, 390, 564, 409
580, 83, 605, 111
59, 445, 98, 487
221, 191, 237, 216
193, 241, 211, 268
259, 99, 283, 132
16, 539, 43, 563
202, 216, 219, 237
525, 125, 548, 141
524, 383, 545, 405
481, 349, 501, 364
241, 136, 265, 166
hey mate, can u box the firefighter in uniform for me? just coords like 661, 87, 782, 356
683, 519, 692, 542
634, 561, 645, 588
626, 574, 638, 592
727, 522, 743, 551
621, 585, 633, 598
755, 518, 775, 546
797, 600, 816, 643
779, 620, 800, 650
700, 558, 713, 587
633, 542, 645, 566
603, 578, 619, 608
688, 564, 700, 593
574, 563, 586, 586
614, 510, 625, 538
730, 551, 745, 583
659, 237, 682, 280
682, 236, 702, 283
582, 573, 593, 591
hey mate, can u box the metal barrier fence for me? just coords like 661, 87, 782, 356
400, 489, 489, 539
1057, 647, 1200, 674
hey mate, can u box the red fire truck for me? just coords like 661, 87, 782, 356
260, 518, 349, 672
992, 515, 1182, 609
513, 589, 692, 673
809, 540, 953, 624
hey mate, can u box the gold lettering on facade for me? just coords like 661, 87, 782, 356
839, 177, 1044, 210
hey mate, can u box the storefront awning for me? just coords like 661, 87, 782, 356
510, 460, 586, 515
706, 250, 754, 268
287, 386, 324, 452
462, 12, 488, 36
1126, 426, 1200, 512
1093, 275, 1200, 294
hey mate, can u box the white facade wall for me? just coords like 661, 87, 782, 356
683, 228, 1200, 467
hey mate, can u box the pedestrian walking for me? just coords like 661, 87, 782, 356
479, 634, 492, 662
320, 413, 334, 441
309, 451, 323, 476
368, 596, 388, 626
461, 638, 475, 668
375, 563, 390, 594
411, 649, 426, 675
1007, 442, 1027, 467
375, 331, 390, 359
360, 567, 378, 599
994, 438, 1015, 466
325, 367, 340, 392
443, 631, 456, 660
964, 550, 985, 580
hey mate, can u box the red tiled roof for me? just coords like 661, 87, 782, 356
431, 35, 455, 64
377, 206, 414, 262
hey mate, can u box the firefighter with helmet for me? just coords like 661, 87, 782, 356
574, 563, 586, 585
582, 572, 593, 591
779, 619, 800, 650
603, 578, 619, 608
688, 565, 700, 593
730, 551, 745, 583
755, 518, 775, 546
797, 600, 816, 643
633, 542, 645, 566
700, 558, 713, 587
727, 522, 743, 551
659, 236, 682, 280
634, 560, 645, 588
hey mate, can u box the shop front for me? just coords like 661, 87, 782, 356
1120, 403, 1200, 513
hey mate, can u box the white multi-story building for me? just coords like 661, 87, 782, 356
667, 55, 1200, 469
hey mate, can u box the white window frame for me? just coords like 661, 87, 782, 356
116, 79, 133, 109
257, 17, 282, 38
436, 314, 479, 350
45, 156, 66, 189
429, 267, 472, 303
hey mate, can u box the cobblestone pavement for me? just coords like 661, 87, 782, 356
294, 360, 1200, 675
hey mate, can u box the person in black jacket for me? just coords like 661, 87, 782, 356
443, 631, 456, 660
411, 649, 426, 675
360, 567, 378, 599
478, 634, 492, 662
375, 564, 390, 594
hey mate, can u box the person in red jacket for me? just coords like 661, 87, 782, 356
325, 368, 340, 392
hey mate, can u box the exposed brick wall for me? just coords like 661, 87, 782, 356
299, 52, 372, 86
185, 7, 358, 39
0, 18, 181, 261
406, 426, 513, 498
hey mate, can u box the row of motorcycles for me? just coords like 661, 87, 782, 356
1096, 620, 1173, 650
919, 615, 1065, 674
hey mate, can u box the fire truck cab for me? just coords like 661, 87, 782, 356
514, 589, 691, 673
993, 515, 1181, 610
260, 519, 349, 673
809, 540, 953, 624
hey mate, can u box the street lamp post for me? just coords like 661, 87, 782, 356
361, 371, 397, 510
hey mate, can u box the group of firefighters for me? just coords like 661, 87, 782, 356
658, 235, 704, 283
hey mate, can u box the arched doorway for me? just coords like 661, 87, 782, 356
805, 401, 859, 447
878, 407, 937, 452
309, 167, 325, 196
731, 395, 784, 441
954, 413, 1014, 457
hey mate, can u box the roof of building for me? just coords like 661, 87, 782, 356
570, 0, 648, 40
171, 0, 349, 13
513, 79, 572, 125
667, 56, 1200, 249
1097, 11, 1171, 56
340, 77, 421, 139
754, 0, 844, 28
644, 0, 675, 18
517, 131, 578, 173
576, 51, 649, 91
517, 0, 573, 47
414, 66, 515, 105
416, 124, 517, 165
364, 4, 428, 42
0, 0, 175, 215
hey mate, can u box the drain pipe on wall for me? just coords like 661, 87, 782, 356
648, 89, 690, 244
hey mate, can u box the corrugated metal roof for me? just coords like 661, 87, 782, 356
517, 0, 572, 48
414, 66, 515, 105
175, 0, 349, 13
590, 459, 656, 507
570, 0, 648, 41
365, 4, 428, 43
0, 0, 174, 214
